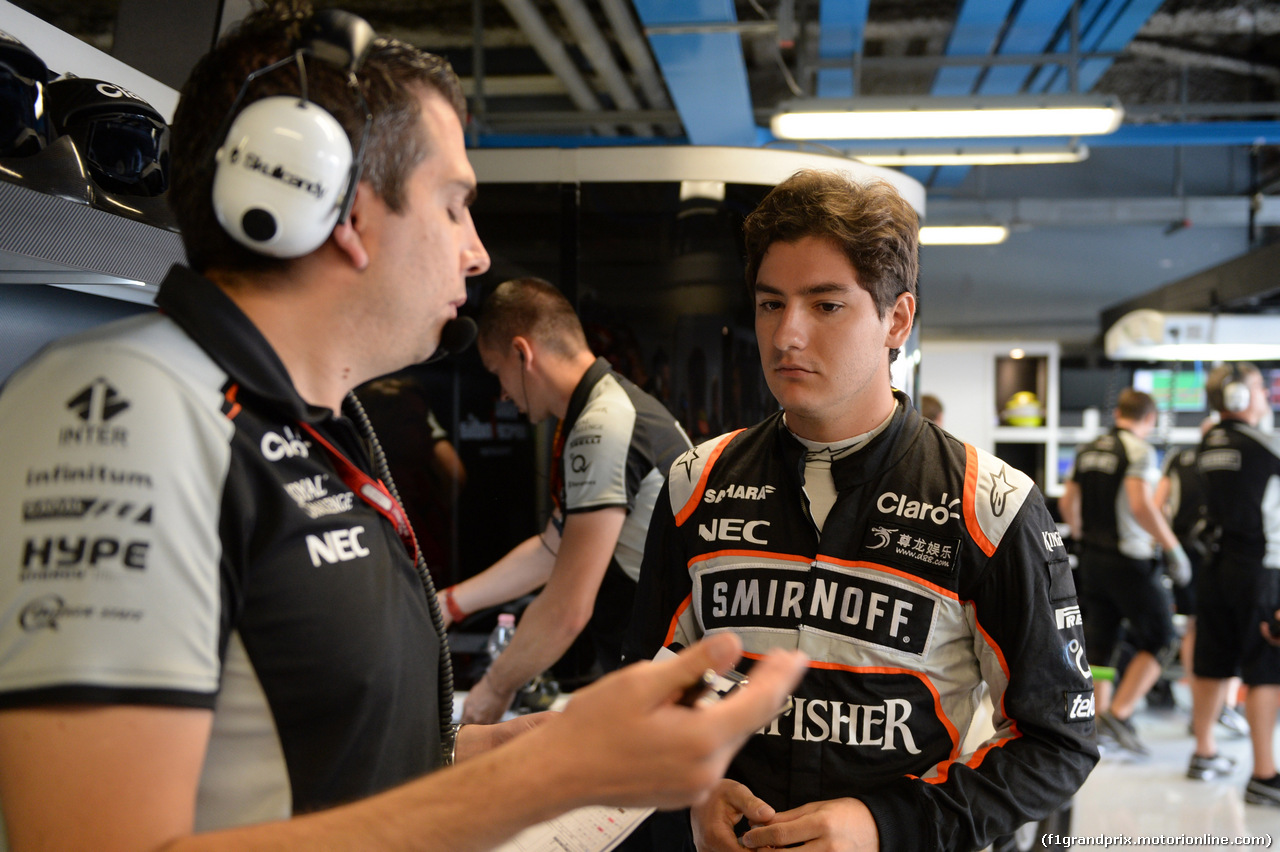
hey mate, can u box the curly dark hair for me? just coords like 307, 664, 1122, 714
169, 0, 465, 273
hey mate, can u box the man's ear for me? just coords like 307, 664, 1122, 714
885, 292, 916, 349
330, 183, 372, 271
512, 336, 533, 368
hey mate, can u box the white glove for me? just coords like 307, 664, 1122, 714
1163, 544, 1192, 588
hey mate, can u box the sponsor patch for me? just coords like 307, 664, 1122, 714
1198, 449, 1241, 472
988, 466, 1019, 518
25, 465, 152, 489
22, 497, 153, 524
697, 517, 770, 545
1066, 638, 1092, 681
703, 484, 775, 504
16, 594, 146, 633
60, 379, 130, 447
305, 526, 370, 567
283, 475, 356, 519
859, 523, 961, 578
1055, 604, 1083, 630
1075, 450, 1118, 475
875, 490, 961, 526
700, 565, 936, 656
21, 535, 149, 579
748, 667, 954, 778
1065, 690, 1095, 722
261, 426, 310, 461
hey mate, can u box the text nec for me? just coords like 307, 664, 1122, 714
697, 518, 770, 544
306, 526, 370, 567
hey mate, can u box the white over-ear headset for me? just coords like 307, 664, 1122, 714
211, 10, 374, 258
1222, 363, 1252, 413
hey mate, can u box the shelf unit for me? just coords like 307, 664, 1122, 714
918, 340, 1063, 495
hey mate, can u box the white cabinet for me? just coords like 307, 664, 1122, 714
918, 340, 1062, 495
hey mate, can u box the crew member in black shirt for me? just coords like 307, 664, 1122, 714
1191, 362, 1280, 804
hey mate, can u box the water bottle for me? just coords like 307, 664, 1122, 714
486, 613, 516, 663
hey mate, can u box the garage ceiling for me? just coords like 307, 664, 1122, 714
14, 0, 1280, 354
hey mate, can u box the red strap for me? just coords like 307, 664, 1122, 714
296, 421, 420, 565
548, 419, 567, 515
442, 586, 467, 623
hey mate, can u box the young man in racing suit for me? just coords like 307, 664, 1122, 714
625, 169, 1098, 852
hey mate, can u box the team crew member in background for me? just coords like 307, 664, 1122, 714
443, 277, 692, 724
1155, 415, 1248, 754
1060, 389, 1191, 758
626, 169, 1097, 852
1190, 363, 1280, 804
0, 5, 806, 850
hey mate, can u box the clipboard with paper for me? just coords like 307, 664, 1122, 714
490, 647, 747, 852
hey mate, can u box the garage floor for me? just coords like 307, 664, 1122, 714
1071, 682, 1280, 849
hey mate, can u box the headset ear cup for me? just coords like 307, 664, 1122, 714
1223, 378, 1252, 413
212, 96, 352, 258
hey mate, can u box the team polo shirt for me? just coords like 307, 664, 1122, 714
556, 357, 690, 669
0, 267, 442, 829
1070, 427, 1160, 559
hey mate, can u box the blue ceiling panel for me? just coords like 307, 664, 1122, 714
816, 0, 869, 98
1070, 0, 1168, 93
933, 0, 1017, 95
1026, 0, 1111, 92
632, 0, 757, 146
979, 0, 1075, 94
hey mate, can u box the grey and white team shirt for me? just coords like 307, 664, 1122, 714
1070, 427, 1161, 559
0, 267, 442, 830
552, 357, 690, 670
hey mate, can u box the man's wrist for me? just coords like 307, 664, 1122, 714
442, 723, 463, 766
442, 586, 467, 623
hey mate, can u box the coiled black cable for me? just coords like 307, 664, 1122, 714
345, 391, 455, 761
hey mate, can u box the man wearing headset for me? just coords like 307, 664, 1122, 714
440, 277, 691, 725
1189, 363, 1280, 806
0, 4, 806, 850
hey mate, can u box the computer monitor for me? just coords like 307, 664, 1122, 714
1132, 367, 1207, 412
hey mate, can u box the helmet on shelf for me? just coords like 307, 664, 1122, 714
45, 75, 170, 197
1001, 390, 1045, 427
0, 29, 53, 158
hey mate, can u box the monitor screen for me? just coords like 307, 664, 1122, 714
1132, 367, 1207, 412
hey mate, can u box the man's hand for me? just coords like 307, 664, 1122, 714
692, 779, 775, 851
1262, 608, 1280, 646
462, 673, 518, 724
454, 713, 550, 763
541, 633, 806, 812
1163, 544, 1192, 588
738, 797, 879, 851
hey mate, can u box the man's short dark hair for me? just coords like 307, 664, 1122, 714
1116, 388, 1157, 421
478, 277, 588, 359
742, 169, 919, 319
170, 0, 465, 274
920, 394, 943, 422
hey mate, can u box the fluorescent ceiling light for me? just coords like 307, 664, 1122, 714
852, 144, 1089, 167
772, 95, 1123, 141
1105, 309, 1280, 361
919, 225, 1009, 246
